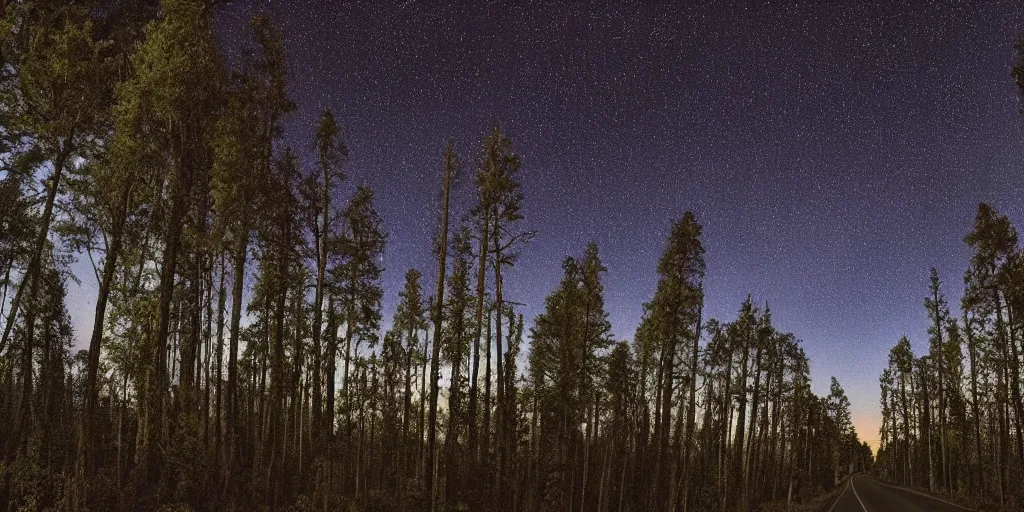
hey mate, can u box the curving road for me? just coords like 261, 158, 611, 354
829, 474, 974, 512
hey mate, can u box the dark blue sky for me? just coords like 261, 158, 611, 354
68, 0, 1024, 450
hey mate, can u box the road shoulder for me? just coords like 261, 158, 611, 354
867, 476, 976, 511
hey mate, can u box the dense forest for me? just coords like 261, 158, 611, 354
13, 1, 1024, 511
874, 203, 1024, 510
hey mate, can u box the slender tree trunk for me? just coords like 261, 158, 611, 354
215, 253, 226, 477
312, 147, 331, 448
16, 257, 41, 454
325, 297, 337, 438
469, 208, 490, 466
744, 336, 763, 498
653, 312, 675, 506
900, 368, 911, 485
733, 328, 750, 509
344, 284, 356, 442
997, 292, 1024, 461
224, 229, 248, 495
1, 147, 70, 354
483, 309, 492, 465
403, 329, 414, 477
141, 146, 192, 494
923, 360, 934, 491
83, 214, 125, 476
419, 328, 428, 474
681, 301, 701, 511
492, 214, 507, 502
965, 316, 984, 492
427, 144, 454, 508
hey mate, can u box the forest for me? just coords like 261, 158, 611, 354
4, 1, 1021, 511
873, 203, 1024, 510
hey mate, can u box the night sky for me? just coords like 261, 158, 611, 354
66, 0, 1024, 452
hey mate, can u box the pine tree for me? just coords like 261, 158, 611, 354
305, 107, 347, 448
646, 212, 705, 508
442, 225, 475, 503
427, 140, 459, 507
925, 268, 951, 491
106, 0, 223, 499
396, 268, 426, 478
333, 185, 386, 446
480, 125, 532, 501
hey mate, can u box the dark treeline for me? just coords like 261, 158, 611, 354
871, 35, 1024, 511
0, 1, 871, 511
875, 204, 1024, 510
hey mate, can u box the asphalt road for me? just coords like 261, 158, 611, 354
829, 474, 973, 512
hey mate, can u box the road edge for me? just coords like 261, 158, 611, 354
827, 473, 864, 512
866, 476, 977, 511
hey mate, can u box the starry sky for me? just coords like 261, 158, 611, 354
63, 0, 1024, 453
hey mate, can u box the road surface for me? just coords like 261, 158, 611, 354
829, 474, 973, 512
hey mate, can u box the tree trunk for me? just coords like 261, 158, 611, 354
427, 143, 454, 509
483, 309, 492, 465
141, 145, 192, 494
492, 213, 506, 501
215, 253, 226, 476
223, 229, 248, 495
733, 328, 750, 509
1, 147, 70, 354
681, 301, 701, 511
403, 328, 414, 477
312, 144, 332, 448
83, 212, 125, 476
997, 291, 1024, 462
469, 207, 490, 466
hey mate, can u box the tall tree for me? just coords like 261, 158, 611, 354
964, 203, 1022, 465
481, 126, 532, 499
529, 244, 612, 510
332, 184, 386, 452
925, 268, 951, 491
108, 0, 223, 498
0, 1, 118, 354
305, 107, 346, 447
646, 212, 705, 508
395, 268, 426, 478
442, 225, 475, 502
427, 140, 458, 507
